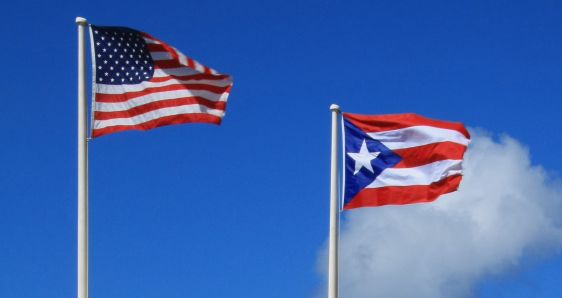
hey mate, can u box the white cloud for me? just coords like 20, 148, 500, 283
317, 130, 562, 298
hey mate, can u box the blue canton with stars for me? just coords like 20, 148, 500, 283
343, 118, 402, 206
91, 25, 155, 85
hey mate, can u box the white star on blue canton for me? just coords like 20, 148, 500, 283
347, 139, 381, 175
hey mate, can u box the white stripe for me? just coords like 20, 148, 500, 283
95, 77, 233, 94
172, 47, 219, 74
143, 37, 161, 44
94, 105, 224, 129
150, 52, 172, 61
367, 126, 469, 150
367, 159, 463, 188
153, 67, 201, 77
95, 89, 229, 112
171, 46, 189, 67
194, 61, 206, 73
179, 55, 188, 66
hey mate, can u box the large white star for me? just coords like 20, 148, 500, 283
347, 139, 380, 175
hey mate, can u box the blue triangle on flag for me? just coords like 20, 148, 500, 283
343, 119, 402, 206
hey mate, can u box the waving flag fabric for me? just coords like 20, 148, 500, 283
89, 25, 233, 138
342, 113, 470, 210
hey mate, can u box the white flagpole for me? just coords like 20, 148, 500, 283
76, 16, 89, 298
328, 104, 340, 298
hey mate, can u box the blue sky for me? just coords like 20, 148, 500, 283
1, 0, 561, 297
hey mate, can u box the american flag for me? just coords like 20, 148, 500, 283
89, 25, 233, 138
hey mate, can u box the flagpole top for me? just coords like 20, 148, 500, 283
75, 17, 88, 25
330, 104, 340, 112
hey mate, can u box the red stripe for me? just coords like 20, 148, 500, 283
393, 142, 468, 168
187, 58, 196, 69
344, 113, 470, 139
343, 175, 463, 210
92, 113, 222, 138
94, 97, 226, 120
150, 73, 230, 83
142, 33, 179, 60
147, 43, 167, 52
152, 59, 214, 71
153, 59, 185, 69
96, 83, 230, 103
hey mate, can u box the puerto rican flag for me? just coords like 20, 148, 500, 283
342, 113, 470, 210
